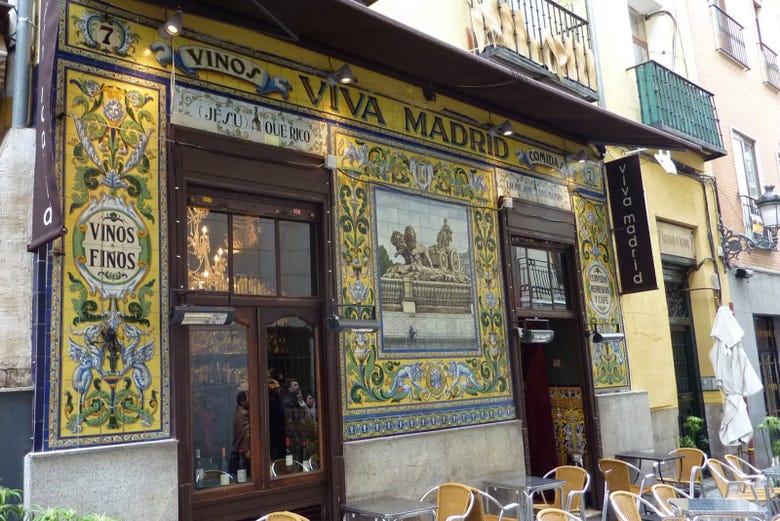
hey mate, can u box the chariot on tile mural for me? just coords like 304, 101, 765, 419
334, 131, 515, 439
375, 189, 477, 352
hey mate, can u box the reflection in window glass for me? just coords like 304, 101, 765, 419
513, 246, 570, 311
190, 323, 250, 489
279, 221, 314, 297
187, 208, 229, 291
234, 215, 276, 295
267, 316, 319, 477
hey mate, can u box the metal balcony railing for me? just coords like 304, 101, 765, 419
760, 43, 780, 91
469, 0, 597, 100
711, 5, 749, 68
632, 60, 725, 155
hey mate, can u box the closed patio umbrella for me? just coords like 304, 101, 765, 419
709, 306, 763, 446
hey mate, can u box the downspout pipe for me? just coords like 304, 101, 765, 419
11, 0, 33, 127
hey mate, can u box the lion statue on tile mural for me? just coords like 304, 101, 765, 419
385, 219, 469, 284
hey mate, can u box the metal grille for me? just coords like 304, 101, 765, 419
671, 328, 691, 394
711, 5, 748, 68
756, 316, 780, 416
632, 60, 723, 152
665, 281, 690, 319
760, 43, 780, 91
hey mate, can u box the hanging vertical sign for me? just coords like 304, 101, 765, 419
605, 154, 657, 294
28, 0, 65, 250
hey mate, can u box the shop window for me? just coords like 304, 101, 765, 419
187, 195, 317, 296
183, 189, 323, 495
512, 246, 571, 311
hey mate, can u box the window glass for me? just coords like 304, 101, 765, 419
234, 215, 276, 295
187, 208, 229, 291
513, 246, 571, 311
630, 9, 649, 64
279, 221, 314, 297
267, 316, 319, 477
190, 323, 250, 489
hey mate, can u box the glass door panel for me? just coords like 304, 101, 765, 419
190, 322, 250, 489
267, 315, 319, 477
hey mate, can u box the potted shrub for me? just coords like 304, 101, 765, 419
0, 487, 123, 521
757, 415, 780, 465
678, 415, 709, 452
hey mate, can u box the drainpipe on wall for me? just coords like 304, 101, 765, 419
11, 0, 32, 127
584, 0, 606, 108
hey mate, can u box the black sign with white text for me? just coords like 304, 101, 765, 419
605, 154, 657, 294
28, 0, 65, 251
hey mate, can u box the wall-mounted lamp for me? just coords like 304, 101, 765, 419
422, 84, 436, 102
489, 120, 514, 137
517, 327, 555, 344
653, 149, 677, 175
325, 315, 380, 332
171, 305, 234, 325
591, 322, 624, 343
719, 185, 780, 268
517, 318, 554, 344
575, 150, 588, 163
498, 195, 514, 210
158, 11, 183, 39
327, 64, 355, 86
325, 305, 379, 332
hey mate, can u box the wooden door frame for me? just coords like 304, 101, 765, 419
499, 202, 600, 483
167, 126, 342, 521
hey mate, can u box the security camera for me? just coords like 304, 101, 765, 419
735, 267, 754, 279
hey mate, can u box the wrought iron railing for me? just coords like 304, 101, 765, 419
469, 0, 596, 98
760, 42, 780, 91
632, 60, 724, 154
711, 5, 748, 68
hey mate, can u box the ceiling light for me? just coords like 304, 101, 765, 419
328, 64, 355, 86
158, 11, 183, 39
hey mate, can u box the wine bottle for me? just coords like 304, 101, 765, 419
237, 449, 247, 483
220, 446, 230, 485
285, 437, 293, 467
300, 439, 310, 465
195, 448, 204, 482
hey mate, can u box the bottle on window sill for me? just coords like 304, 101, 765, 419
300, 439, 310, 466
220, 446, 230, 485
237, 450, 248, 483
285, 437, 293, 467
195, 448, 204, 483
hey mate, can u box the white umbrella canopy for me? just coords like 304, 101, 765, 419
709, 306, 763, 446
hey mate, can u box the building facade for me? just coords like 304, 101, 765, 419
0, 0, 728, 520
685, 0, 780, 464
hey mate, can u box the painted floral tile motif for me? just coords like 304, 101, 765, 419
573, 194, 628, 390
49, 62, 169, 447
333, 131, 516, 438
